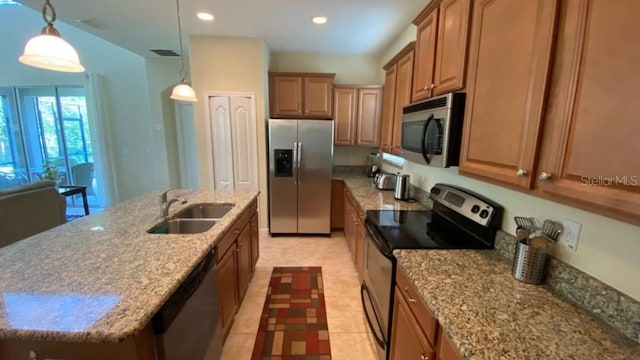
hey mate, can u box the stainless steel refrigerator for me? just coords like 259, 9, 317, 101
268, 119, 334, 234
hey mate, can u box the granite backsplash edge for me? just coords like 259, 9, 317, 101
495, 230, 640, 344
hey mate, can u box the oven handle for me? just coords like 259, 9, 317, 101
360, 283, 386, 350
365, 219, 393, 258
420, 114, 435, 165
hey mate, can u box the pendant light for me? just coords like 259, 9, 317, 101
170, 0, 197, 102
19, 0, 85, 73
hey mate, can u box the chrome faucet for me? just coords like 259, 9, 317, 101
159, 189, 187, 218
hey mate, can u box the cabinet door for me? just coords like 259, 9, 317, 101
392, 50, 415, 155
333, 87, 357, 145
250, 212, 259, 272
433, 0, 471, 95
217, 245, 239, 335
331, 180, 345, 229
303, 76, 333, 119
412, 9, 439, 102
389, 287, 436, 360
270, 75, 303, 117
437, 329, 463, 360
459, 0, 558, 189
237, 224, 252, 298
537, 0, 640, 224
380, 67, 397, 153
356, 88, 383, 146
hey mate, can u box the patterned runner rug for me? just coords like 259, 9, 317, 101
251, 266, 331, 359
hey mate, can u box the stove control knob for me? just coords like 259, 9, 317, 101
479, 209, 490, 219
471, 205, 480, 214
431, 187, 441, 195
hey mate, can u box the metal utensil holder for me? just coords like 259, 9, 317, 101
512, 239, 548, 284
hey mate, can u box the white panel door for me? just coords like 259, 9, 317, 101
209, 96, 234, 190
229, 96, 258, 190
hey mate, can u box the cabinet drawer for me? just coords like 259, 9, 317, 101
396, 265, 438, 346
216, 200, 257, 262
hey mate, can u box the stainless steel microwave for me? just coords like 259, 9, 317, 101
400, 92, 466, 167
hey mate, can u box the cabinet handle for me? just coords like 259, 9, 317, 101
29, 351, 37, 360
516, 168, 528, 177
404, 287, 417, 303
420, 355, 429, 360
423, 86, 429, 91
538, 172, 552, 181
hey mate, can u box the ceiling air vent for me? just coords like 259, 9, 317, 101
150, 49, 180, 57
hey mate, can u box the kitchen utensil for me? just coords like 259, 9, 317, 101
541, 220, 563, 242
366, 153, 381, 177
514, 216, 538, 231
394, 173, 410, 200
512, 238, 548, 284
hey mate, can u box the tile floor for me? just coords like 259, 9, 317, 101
220, 231, 379, 360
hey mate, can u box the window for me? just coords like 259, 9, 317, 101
0, 86, 99, 207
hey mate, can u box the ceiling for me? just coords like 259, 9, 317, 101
15, 0, 427, 58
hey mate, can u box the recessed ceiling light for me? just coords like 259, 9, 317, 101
312, 16, 328, 25
197, 12, 214, 21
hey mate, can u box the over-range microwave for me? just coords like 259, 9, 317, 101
400, 92, 466, 167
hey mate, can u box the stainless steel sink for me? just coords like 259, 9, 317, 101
147, 219, 216, 234
174, 203, 234, 219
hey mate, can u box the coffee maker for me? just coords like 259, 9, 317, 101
366, 152, 381, 177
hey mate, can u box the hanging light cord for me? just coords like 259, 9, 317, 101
41, 0, 61, 36
175, 0, 187, 82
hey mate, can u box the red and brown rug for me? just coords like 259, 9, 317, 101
251, 266, 331, 360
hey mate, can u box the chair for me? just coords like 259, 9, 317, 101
71, 162, 97, 199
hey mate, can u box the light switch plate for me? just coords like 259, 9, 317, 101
560, 219, 582, 251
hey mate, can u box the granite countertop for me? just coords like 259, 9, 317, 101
0, 189, 258, 343
335, 175, 426, 211
394, 250, 640, 359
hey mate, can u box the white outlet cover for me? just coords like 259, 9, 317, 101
560, 219, 582, 251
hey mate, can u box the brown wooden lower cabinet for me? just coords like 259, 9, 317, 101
437, 329, 463, 360
390, 287, 436, 360
250, 212, 259, 272
331, 180, 345, 229
355, 220, 365, 282
0, 325, 156, 360
217, 242, 239, 336
237, 223, 252, 301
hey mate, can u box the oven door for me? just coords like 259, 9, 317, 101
361, 220, 394, 360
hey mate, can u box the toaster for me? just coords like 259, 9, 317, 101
374, 173, 396, 190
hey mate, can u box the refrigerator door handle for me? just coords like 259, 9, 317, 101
292, 142, 298, 185
297, 142, 302, 185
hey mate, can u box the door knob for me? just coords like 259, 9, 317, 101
516, 169, 528, 177
538, 172, 552, 181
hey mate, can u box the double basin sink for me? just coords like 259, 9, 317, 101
147, 203, 234, 234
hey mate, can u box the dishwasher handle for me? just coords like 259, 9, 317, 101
152, 250, 216, 334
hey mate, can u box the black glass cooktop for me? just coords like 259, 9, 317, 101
365, 210, 493, 254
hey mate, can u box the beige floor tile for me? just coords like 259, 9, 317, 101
325, 296, 369, 333
330, 332, 379, 360
322, 270, 362, 297
219, 333, 256, 360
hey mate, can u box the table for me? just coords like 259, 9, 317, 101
58, 185, 89, 215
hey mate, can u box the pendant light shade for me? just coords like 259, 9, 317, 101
171, 0, 197, 102
19, 0, 85, 73
171, 81, 198, 102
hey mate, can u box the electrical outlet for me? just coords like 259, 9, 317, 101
560, 219, 582, 251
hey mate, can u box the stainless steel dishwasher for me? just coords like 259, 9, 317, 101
152, 249, 222, 360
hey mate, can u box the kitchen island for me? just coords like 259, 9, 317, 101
0, 189, 259, 359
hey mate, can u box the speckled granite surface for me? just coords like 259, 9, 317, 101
395, 250, 640, 359
495, 230, 640, 343
336, 176, 426, 211
0, 189, 258, 343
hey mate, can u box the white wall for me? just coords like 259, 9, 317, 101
380, 26, 640, 301
0, 5, 163, 203
189, 36, 269, 227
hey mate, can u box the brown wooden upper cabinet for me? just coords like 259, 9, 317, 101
380, 42, 415, 155
333, 86, 382, 146
460, 0, 640, 225
412, 0, 471, 102
269, 72, 335, 119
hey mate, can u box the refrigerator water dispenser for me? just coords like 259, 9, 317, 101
274, 149, 293, 177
